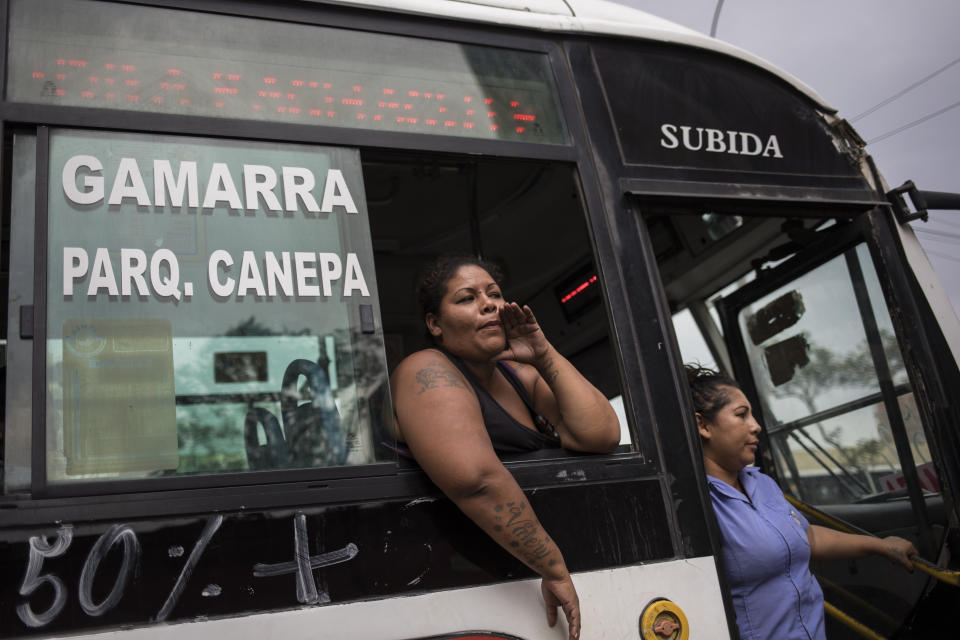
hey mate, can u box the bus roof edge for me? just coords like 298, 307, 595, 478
311, 0, 833, 112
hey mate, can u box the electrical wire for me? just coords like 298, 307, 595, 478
710, 0, 724, 37
923, 216, 960, 230
912, 226, 960, 241
850, 54, 960, 122
925, 249, 960, 263
866, 98, 960, 144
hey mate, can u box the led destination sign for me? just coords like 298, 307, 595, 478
9, 0, 568, 144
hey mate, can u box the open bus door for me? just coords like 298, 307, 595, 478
713, 206, 960, 638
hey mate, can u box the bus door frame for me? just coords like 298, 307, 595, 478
715, 206, 959, 558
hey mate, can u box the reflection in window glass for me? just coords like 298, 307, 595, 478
700, 212, 743, 242
737, 245, 937, 504
45, 129, 391, 484
9, 0, 567, 145
856, 244, 909, 386
769, 397, 935, 503
4, 133, 38, 492
739, 254, 878, 423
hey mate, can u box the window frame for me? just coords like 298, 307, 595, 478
0, 0, 647, 517
715, 217, 943, 554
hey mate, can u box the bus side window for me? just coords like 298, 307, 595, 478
365, 154, 631, 451
17, 129, 395, 493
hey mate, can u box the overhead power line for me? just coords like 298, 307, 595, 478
925, 249, 960, 263
926, 216, 960, 230
710, 0, 724, 37
912, 226, 960, 241
850, 54, 960, 122
866, 98, 960, 144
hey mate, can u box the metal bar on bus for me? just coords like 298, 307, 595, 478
788, 429, 869, 497
817, 575, 899, 631
785, 494, 960, 586
767, 383, 912, 436
824, 601, 887, 640
772, 433, 808, 501
793, 424, 872, 493
845, 249, 936, 557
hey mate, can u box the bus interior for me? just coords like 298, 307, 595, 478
362, 144, 953, 634
363, 151, 626, 439
640, 199, 952, 636
2, 1, 959, 638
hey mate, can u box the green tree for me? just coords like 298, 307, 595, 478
768, 330, 905, 497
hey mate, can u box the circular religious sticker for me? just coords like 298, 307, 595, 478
64, 322, 107, 358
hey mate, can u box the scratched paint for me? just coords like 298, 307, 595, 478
0, 480, 672, 637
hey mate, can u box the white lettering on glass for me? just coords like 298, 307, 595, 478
154, 160, 199, 208
243, 165, 282, 212
208, 249, 234, 297
294, 251, 320, 297
320, 169, 358, 214
63, 247, 89, 296
344, 253, 370, 297
205, 250, 369, 299
108, 158, 150, 206
61, 155, 104, 204
61, 156, 359, 214
282, 167, 320, 213
65, 247, 187, 300
264, 252, 294, 297
202, 163, 244, 210
237, 250, 267, 298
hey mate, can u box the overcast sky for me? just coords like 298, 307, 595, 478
612, 0, 960, 317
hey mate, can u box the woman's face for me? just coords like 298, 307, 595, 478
698, 386, 762, 474
426, 265, 506, 360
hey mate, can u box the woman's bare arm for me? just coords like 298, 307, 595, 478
497, 303, 620, 453
807, 525, 917, 571
391, 350, 581, 640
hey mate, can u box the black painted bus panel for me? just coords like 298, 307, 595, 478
0, 478, 671, 637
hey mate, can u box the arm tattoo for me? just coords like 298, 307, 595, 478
541, 357, 560, 384
492, 501, 555, 569
415, 362, 466, 394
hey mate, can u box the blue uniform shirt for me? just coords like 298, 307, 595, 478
708, 466, 826, 640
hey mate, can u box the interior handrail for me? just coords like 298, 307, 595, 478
824, 601, 886, 640
784, 494, 960, 586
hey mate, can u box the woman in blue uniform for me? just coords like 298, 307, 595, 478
390, 255, 621, 640
685, 365, 918, 640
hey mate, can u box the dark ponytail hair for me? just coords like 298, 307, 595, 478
684, 364, 740, 421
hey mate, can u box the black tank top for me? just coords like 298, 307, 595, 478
441, 350, 561, 455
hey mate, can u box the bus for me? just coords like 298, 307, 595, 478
1, 1, 958, 638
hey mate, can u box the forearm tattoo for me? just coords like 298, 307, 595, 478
541, 357, 560, 384
415, 361, 466, 394
491, 501, 556, 570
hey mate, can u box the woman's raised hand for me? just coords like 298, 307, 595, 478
496, 302, 551, 364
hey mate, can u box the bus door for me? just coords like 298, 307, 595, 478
713, 210, 956, 637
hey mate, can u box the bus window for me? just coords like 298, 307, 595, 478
671, 308, 717, 371
4, 132, 38, 492
727, 244, 940, 506
29, 129, 392, 489
362, 152, 630, 452
8, 0, 567, 145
